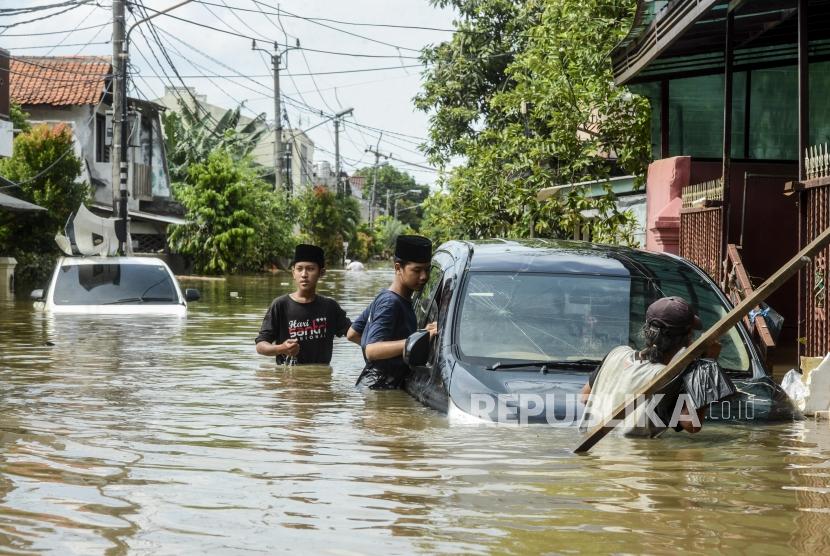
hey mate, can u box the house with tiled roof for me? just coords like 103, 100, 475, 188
9, 55, 180, 255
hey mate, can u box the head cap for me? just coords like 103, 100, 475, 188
293, 244, 325, 268
646, 296, 703, 333
395, 235, 431, 263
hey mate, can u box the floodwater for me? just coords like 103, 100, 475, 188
2, 269, 830, 554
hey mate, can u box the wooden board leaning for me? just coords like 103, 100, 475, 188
573, 224, 830, 454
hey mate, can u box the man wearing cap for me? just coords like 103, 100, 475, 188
579, 296, 734, 437
347, 235, 437, 389
255, 244, 351, 365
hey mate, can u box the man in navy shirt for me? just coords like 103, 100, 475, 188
348, 235, 437, 389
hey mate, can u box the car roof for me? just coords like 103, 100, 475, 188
443, 239, 702, 281
58, 256, 172, 267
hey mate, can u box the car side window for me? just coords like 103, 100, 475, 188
414, 264, 444, 328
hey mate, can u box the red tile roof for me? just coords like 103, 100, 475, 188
10, 56, 111, 106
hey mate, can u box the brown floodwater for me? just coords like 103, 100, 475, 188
2, 269, 830, 554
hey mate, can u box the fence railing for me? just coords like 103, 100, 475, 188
681, 177, 724, 208
806, 143, 830, 180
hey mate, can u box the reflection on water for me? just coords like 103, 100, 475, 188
2, 270, 830, 553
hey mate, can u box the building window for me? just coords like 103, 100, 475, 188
748, 66, 797, 160
810, 61, 830, 146
95, 113, 110, 163
668, 73, 745, 159
630, 81, 662, 159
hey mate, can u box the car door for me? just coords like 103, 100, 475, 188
408, 252, 455, 410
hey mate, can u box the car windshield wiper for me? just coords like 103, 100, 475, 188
104, 296, 174, 304
486, 359, 602, 371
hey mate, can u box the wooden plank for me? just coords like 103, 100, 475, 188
574, 222, 830, 453
726, 244, 775, 349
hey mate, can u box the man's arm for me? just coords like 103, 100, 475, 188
364, 322, 437, 362
365, 339, 406, 361
256, 339, 299, 357
346, 327, 362, 344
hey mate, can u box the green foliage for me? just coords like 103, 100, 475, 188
168, 149, 294, 274
10, 102, 31, 133
372, 215, 415, 258
417, 0, 650, 245
0, 123, 88, 284
297, 186, 361, 264
163, 102, 267, 182
353, 163, 429, 229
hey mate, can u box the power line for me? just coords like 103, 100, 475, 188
10, 41, 111, 51
255, 1, 423, 53
199, 0, 456, 32
136, 5, 423, 60
0, 22, 109, 37
0, 1, 95, 30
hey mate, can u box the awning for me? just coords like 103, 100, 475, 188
537, 175, 638, 201
91, 203, 185, 225
0, 191, 47, 212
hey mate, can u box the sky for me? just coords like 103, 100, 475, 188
1, 0, 457, 186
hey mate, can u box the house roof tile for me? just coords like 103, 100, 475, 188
10, 56, 111, 106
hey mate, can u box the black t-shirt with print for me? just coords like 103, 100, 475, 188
255, 294, 351, 364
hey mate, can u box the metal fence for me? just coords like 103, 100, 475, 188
804, 145, 830, 355
679, 178, 724, 282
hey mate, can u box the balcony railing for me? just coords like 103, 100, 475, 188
681, 177, 723, 208
806, 143, 830, 180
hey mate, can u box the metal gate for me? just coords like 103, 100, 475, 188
679, 178, 724, 283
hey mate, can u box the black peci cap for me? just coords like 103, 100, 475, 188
646, 296, 703, 332
395, 235, 432, 263
293, 244, 325, 268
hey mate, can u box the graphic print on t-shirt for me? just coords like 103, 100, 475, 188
288, 317, 328, 340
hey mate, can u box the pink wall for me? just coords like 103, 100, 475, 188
645, 156, 690, 254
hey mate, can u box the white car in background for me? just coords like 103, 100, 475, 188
31, 256, 199, 315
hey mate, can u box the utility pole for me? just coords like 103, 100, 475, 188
273, 51, 282, 192
253, 39, 300, 193
365, 138, 389, 226
332, 107, 353, 195
111, 0, 125, 217
118, 0, 194, 254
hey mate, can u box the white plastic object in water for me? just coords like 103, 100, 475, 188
781, 369, 809, 411
803, 353, 830, 416
55, 205, 120, 257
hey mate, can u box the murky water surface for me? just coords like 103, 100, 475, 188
2, 270, 830, 554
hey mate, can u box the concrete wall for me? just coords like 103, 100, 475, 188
251, 128, 315, 192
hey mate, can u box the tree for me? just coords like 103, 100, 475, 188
0, 123, 88, 284
10, 102, 31, 133
168, 149, 294, 274
416, 0, 650, 243
353, 163, 429, 229
297, 186, 360, 264
162, 102, 267, 182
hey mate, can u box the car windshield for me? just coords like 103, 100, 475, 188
457, 271, 751, 373
52, 263, 179, 305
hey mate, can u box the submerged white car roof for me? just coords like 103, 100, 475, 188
58, 256, 171, 266
42, 256, 188, 315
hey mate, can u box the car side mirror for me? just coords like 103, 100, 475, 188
30, 289, 44, 301
404, 330, 431, 368
185, 288, 201, 302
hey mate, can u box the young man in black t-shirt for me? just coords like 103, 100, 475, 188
255, 244, 351, 365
